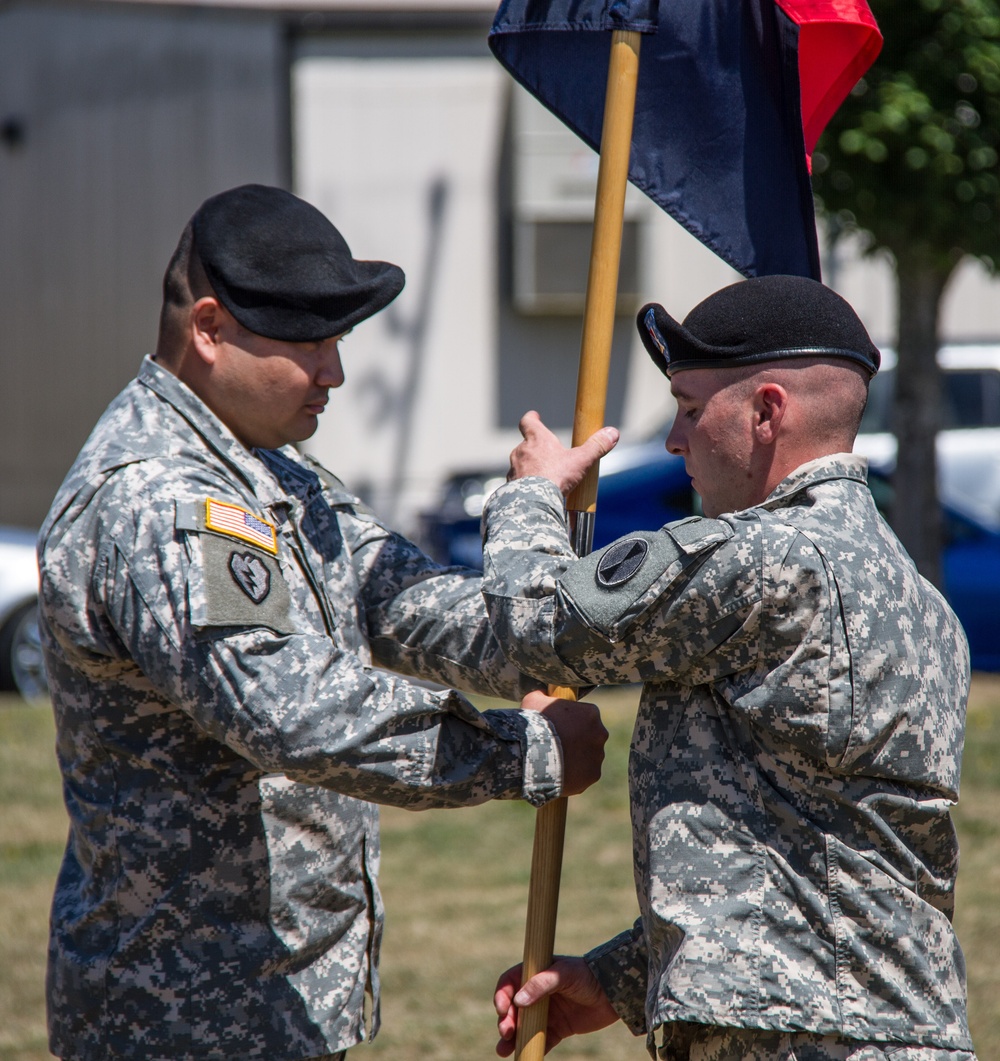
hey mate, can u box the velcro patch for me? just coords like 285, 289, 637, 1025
199, 534, 294, 633
559, 517, 733, 641
596, 538, 649, 587
205, 498, 278, 555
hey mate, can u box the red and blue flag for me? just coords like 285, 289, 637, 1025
489, 0, 881, 280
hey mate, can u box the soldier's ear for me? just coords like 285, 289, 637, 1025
190, 297, 225, 365
752, 382, 788, 445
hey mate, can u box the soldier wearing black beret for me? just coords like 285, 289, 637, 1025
485, 276, 976, 1061
637, 273, 881, 378
37, 184, 612, 1061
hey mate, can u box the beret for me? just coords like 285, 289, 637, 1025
191, 184, 405, 342
637, 274, 880, 378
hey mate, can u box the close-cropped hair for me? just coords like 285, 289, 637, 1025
725, 357, 870, 443
156, 223, 213, 355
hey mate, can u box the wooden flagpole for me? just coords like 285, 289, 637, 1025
514, 28, 642, 1061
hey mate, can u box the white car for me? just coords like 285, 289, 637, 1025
0, 526, 47, 700
854, 344, 1000, 532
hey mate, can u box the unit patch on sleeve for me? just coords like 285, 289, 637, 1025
175, 499, 294, 633
558, 518, 734, 642
205, 498, 278, 554
197, 533, 294, 633
596, 538, 649, 587
229, 552, 271, 603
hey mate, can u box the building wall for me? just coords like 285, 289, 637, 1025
292, 27, 645, 530
3, 1, 999, 537
0, 1, 286, 528
293, 30, 509, 527
291, 26, 742, 532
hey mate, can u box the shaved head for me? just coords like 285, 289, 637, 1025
723, 357, 871, 450
154, 222, 214, 364
666, 356, 872, 517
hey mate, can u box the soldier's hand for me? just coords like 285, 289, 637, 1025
493, 956, 619, 1056
507, 410, 619, 496
520, 690, 607, 795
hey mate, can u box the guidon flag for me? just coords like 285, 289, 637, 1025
488, 0, 882, 281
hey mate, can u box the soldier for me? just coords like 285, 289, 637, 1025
484, 276, 976, 1061
37, 184, 611, 1061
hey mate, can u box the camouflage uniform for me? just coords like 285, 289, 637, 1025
38, 357, 563, 1061
481, 455, 974, 1058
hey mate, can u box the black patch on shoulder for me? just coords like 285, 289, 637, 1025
229, 551, 271, 603
595, 538, 649, 587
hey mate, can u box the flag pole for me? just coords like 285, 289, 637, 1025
514, 28, 641, 1061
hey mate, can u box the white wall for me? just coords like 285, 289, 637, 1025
294, 48, 513, 529
293, 23, 1000, 537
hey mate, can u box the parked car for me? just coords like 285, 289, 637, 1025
858, 343, 1000, 438
0, 526, 48, 700
854, 344, 1000, 531
416, 438, 696, 570
418, 342, 1000, 671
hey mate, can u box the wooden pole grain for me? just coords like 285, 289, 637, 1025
513, 29, 642, 1061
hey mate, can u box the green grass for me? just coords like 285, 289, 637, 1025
952, 674, 1000, 1061
1, 680, 997, 1061
0, 697, 66, 1061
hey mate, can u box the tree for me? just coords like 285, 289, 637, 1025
812, 0, 1000, 587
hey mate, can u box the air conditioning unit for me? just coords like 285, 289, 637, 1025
510, 84, 645, 315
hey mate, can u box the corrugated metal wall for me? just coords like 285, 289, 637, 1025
0, 1, 287, 528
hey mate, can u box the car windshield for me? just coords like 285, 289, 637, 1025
860, 349, 1000, 434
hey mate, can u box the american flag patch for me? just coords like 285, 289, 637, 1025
205, 498, 278, 555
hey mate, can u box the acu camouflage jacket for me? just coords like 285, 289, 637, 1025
481, 455, 973, 1054
38, 356, 561, 1061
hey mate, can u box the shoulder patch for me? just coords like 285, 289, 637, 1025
596, 537, 649, 587
229, 552, 272, 603
204, 498, 278, 555
199, 534, 295, 633
558, 517, 734, 642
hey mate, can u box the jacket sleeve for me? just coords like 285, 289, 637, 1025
480, 478, 761, 690
330, 488, 546, 703
73, 471, 564, 810
584, 920, 649, 1036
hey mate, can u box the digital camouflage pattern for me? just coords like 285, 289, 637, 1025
38, 357, 562, 1061
481, 456, 974, 1056
653, 1024, 976, 1060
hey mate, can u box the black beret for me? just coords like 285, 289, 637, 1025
637, 275, 880, 378
191, 184, 405, 342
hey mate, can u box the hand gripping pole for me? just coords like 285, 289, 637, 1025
514, 29, 641, 1061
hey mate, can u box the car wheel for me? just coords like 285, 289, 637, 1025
0, 600, 48, 701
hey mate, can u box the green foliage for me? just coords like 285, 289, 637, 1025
812, 0, 1000, 270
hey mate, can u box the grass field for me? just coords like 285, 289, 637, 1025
1, 678, 997, 1061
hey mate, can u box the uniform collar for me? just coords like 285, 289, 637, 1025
759, 452, 869, 511
138, 355, 288, 508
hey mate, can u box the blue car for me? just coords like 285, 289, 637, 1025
942, 511, 1000, 672
417, 435, 695, 571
